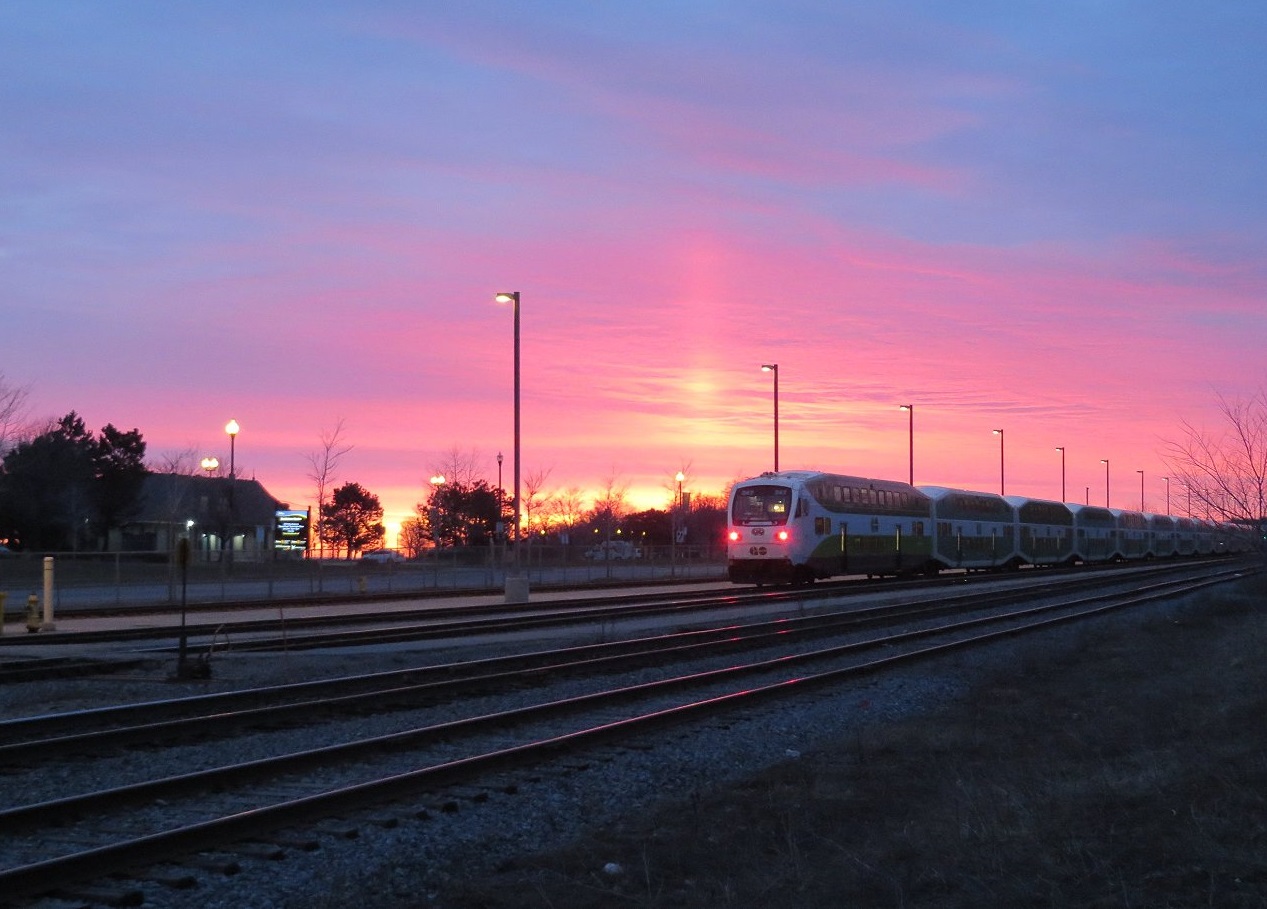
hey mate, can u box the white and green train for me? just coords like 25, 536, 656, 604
726, 469, 1247, 585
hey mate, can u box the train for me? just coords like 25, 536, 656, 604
726, 469, 1252, 585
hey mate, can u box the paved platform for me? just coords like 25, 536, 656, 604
0, 580, 734, 639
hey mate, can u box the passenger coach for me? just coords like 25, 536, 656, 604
727, 467, 1249, 586
727, 471, 932, 584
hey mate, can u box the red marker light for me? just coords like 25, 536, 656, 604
728, 531, 740, 542
776, 530, 790, 542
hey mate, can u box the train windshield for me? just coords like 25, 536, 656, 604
732, 485, 792, 525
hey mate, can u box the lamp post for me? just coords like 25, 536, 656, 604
993, 429, 1004, 496
1101, 459, 1110, 508
1164, 476, 1171, 515
224, 420, 239, 566
900, 405, 914, 485
761, 364, 779, 473
673, 471, 685, 574
1137, 469, 1145, 511
200, 456, 219, 476
495, 291, 527, 602
1055, 447, 1066, 502
496, 452, 504, 539
225, 419, 239, 478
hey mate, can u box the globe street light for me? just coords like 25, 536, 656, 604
993, 429, 1005, 496
1101, 459, 1110, 508
429, 475, 445, 549
1055, 447, 1066, 503
496, 452, 504, 538
225, 419, 239, 480
224, 420, 239, 566
673, 471, 686, 573
200, 456, 219, 476
761, 364, 779, 473
495, 291, 526, 602
899, 405, 914, 485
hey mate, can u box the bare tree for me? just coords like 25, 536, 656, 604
590, 469, 632, 530
152, 446, 202, 476
0, 372, 31, 458
543, 485, 587, 539
1163, 389, 1267, 526
427, 446, 486, 490
521, 466, 553, 539
398, 517, 429, 558
307, 419, 353, 555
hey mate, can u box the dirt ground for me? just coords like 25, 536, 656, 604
441, 574, 1267, 909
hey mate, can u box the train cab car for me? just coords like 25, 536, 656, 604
1112, 509, 1150, 560
1148, 514, 1177, 558
920, 486, 1018, 570
1068, 504, 1118, 562
1005, 496, 1074, 566
727, 470, 932, 584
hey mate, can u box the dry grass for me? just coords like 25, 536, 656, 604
442, 574, 1267, 908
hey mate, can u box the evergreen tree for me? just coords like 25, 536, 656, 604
319, 482, 386, 557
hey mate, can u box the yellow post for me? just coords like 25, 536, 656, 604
0, 591, 6, 635
26, 595, 40, 633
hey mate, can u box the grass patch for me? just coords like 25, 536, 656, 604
443, 574, 1267, 908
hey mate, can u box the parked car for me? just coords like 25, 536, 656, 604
583, 540, 642, 560
360, 548, 405, 564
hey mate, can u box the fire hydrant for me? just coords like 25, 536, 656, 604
26, 594, 40, 633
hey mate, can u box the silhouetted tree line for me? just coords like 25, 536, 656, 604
0, 412, 147, 551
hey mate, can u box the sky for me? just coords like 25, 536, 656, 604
3, 2, 1266, 543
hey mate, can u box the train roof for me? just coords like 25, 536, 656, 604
736, 470, 921, 493
917, 485, 1007, 502
1003, 495, 1068, 508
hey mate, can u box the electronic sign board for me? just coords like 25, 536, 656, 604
274, 509, 310, 552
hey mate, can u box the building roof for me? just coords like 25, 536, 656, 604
132, 473, 288, 527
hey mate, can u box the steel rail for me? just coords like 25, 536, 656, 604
0, 562, 1223, 754
0, 565, 1251, 902
0, 558, 1212, 650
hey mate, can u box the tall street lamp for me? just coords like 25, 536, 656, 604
1163, 476, 1171, 515
1101, 459, 1110, 508
899, 405, 914, 485
1137, 469, 1145, 511
1055, 447, 1066, 502
993, 429, 1005, 496
761, 364, 779, 473
495, 291, 526, 602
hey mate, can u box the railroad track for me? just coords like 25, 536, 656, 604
0, 561, 1224, 751
0, 561, 1251, 907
